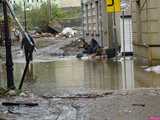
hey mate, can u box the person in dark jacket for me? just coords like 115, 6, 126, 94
77, 38, 103, 58
21, 33, 35, 61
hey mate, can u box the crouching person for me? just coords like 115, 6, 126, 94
77, 38, 105, 59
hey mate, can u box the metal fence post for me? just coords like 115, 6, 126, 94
3, 1, 15, 89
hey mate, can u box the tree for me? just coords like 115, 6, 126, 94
27, 3, 64, 29
27, 3, 49, 29
26, 3, 81, 29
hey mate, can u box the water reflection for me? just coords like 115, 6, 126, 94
0, 61, 2, 86
1, 59, 160, 95
84, 61, 122, 90
121, 59, 135, 89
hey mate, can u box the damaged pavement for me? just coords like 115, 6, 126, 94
1, 89, 160, 120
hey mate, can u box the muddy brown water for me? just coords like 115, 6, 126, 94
0, 58, 160, 96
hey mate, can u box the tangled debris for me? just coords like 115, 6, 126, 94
42, 91, 114, 99
2, 102, 38, 107
0, 88, 8, 97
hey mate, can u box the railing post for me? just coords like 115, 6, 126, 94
3, 1, 15, 89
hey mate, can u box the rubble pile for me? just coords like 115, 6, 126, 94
60, 38, 83, 56
31, 32, 54, 38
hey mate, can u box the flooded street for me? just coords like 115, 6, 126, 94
1, 58, 160, 95
1, 0, 160, 119
1, 58, 160, 120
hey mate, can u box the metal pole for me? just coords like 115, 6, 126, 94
122, 10, 125, 58
24, 0, 27, 31
3, 1, 15, 89
122, 10, 126, 86
99, 0, 103, 47
81, 0, 85, 38
113, 14, 118, 60
86, 4, 89, 36
96, 1, 100, 45
113, 4, 118, 55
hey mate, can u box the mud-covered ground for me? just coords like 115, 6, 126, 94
0, 89, 160, 120
0, 35, 81, 61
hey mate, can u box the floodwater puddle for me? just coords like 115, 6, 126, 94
1, 58, 160, 120
1, 58, 160, 96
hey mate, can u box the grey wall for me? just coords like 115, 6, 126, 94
132, 0, 160, 64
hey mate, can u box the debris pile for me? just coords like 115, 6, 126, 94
61, 27, 77, 38
145, 65, 160, 74
60, 38, 83, 56
31, 32, 54, 38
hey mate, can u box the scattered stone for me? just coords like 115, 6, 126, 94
2, 102, 39, 107
7, 90, 16, 96
102, 91, 113, 96
19, 92, 28, 97
117, 91, 128, 96
132, 104, 145, 107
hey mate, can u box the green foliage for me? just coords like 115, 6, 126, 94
27, 3, 49, 29
0, 2, 81, 30
61, 8, 81, 19
52, 4, 66, 19
23, 3, 81, 29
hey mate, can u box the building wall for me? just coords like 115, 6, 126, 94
82, 0, 125, 49
132, 0, 160, 64
59, 0, 81, 8
82, 0, 109, 47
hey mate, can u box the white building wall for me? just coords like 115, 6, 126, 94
59, 0, 81, 8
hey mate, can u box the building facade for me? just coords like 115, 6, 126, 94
59, 0, 81, 8
132, 0, 160, 64
82, 0, 109, 47
82, 0, 132, 48
82, 0, 134, 56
